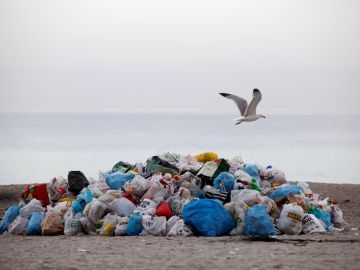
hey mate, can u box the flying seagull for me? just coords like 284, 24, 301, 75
219, 89, 266, 125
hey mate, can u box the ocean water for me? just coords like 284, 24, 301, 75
0, 113, 359, 185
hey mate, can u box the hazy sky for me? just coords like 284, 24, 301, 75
0, 0, 359, 114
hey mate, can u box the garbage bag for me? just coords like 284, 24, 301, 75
0, 205, 20, 234
308, 206, 332, 230
20, 183, 50, 206
197, 159, 230, 187
72, 188, 94, 213
177, 155, 202, 174
68, 171, 89, 195
270, 185, 303, 203
99, 214, 117, 236
204, 185, 228, 203
245, 204, 276, 237
182, 199, 235, 237
134, 198, 157, 215
166, 216, 180, 235
179, 172, 202, 196
115, 217, 129, 236
145, 156, 179, 177
224, 201, 247, 235
194, 152, 218, 163
302, 214, 326, 234
167, 219, 193, 237
26, 212, 45, 235
141, 181, 173, 202
101, 171, 134, 190
123, 175, 149, 197
244, 164, 260, 184
48, 177, 68, 204
331, 204, 347, 229
259, 196, 279, 218
64, 212, 81, 236
110, 197, 136, 217
141, 215, 167, 236
8, 216, 29, 235
20, 199, 45, 218
276, 203, 304, 235
127, 213, 143, 236
156, 201, 173, 219
84, 199, 110, 224
231, 189, 261, 206
112, 161, 133, 173
213, 172, 235, 193
41, 211, 64, 236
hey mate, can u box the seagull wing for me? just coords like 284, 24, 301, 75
219, 93, 248, 116
244, 89, 262, 116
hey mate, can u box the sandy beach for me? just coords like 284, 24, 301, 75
0, 182, 360, 270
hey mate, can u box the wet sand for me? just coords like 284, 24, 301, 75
0, 182, 359, 270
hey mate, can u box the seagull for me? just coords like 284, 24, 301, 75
219, 89, 266, 125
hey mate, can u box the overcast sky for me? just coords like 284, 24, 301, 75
0, 0, 359, 114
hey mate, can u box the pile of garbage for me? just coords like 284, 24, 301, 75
0, 152, 347, 237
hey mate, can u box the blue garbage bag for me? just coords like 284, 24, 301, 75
127, 213, 143, 236
308, 207, 332, 230
245, 165, 260, 183
72, 188, 93, 213
26, 212, 45, 235
182, 199, 235, 237
270, 185, 303, 203
213, 172, 235, 193
0, 205, 21, 234
102, 171, 135, 190
245, 204, 276, 237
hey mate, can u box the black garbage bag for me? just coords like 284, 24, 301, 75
68, 171, 89, 195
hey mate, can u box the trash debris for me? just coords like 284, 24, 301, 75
0, 152, 348, 238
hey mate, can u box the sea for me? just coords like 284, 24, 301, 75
0, 113, 359, 185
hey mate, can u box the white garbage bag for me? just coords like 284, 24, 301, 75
141, 215, 167, 236
167, 219, 193, 237
110, 197, 136, 217
302, 214, 326, 234
8, 216, 29, 235
231, 189, 261, 206
277, 203, 305, 235
123, 175, 150, 197
115, 217, 129, 236
19, 199, 45, 218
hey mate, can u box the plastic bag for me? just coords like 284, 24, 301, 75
182, 199, 235, 237
231, 189, 261, 206
110, 197, 136, 217
99, 214, 117, 236
270, 185, 303, 203
115, 217, 129, 236
179, 172, 202, 196
101, 171, 134, 190
194, 152, 218, 163
72, 188, 94, 213
166, 216, 180, 235
141, 181, 173, 202
177, 155, 202, 173
167, 219, 193, 237
0, 205, 20, 234
259, 196, 278, 218
134, 198, 157, 215
245, 204, 276, 237
26, 212, 45, 235
276, 203, 304, 235
68, 171, 89, 195
244, 164, 260, 184
48, 176, 68, 203
85, 199, 110, 224
156, 201, 173, 219
41, 211, 64, 236
204, 185, 228, 203
64, 212, 81, 236
308, 206, 332, 230
20, 199, 45, 218
145, 156, 179, 177
213, 172, 235, 193
80, 216, 96, 235
127, 213, 143, 236
141, 215, 167, 236
112, 161, 133, 173
123, 175, 149, 197
9, 216, 29, 235
302, 214, 326, 234
224, 202, 247, 235
331, 204, 347, 229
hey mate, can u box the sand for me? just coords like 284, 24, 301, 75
0, 182, 360, 270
